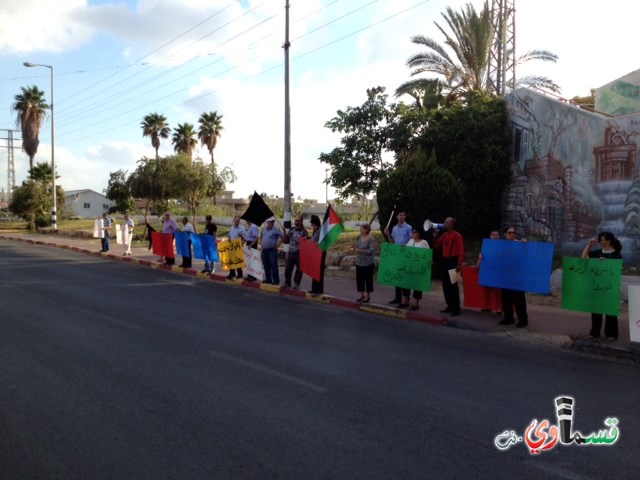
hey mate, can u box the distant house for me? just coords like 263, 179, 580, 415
65, 189, 114, 219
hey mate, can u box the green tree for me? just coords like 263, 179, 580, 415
377, 149, 464, 235
319, 92, 396, 199
172, 123, 197, 159
9, 180, 50, 229
12, 85, 49, 171
105, 169, 134, 213
197, 111, 224, 166
398, 1, 558, 104
141, 113, 170, 159
420, 91, 511, 235
129, 156, 177, 221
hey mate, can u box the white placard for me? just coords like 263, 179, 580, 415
628, 285, 640, 343
93, 219, 103, 238
244, 246, 264, 281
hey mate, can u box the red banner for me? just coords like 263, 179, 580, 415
299, 237, 322, 282
462, 265, 502, 310
152, 232, 175, 258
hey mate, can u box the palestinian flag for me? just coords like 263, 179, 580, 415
318, 204, 344, 251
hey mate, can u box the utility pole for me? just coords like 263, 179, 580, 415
283, 0, 292, 229
0, 129, 20, 205
487, 0, 516, 96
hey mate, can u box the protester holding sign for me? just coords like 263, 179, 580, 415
404, 227, 431, 311
581, 232, 622, 340
499, 226, 528, 328
385, 211, 412, 305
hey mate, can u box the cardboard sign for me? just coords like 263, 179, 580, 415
562, 257, 622, 316
377, 243, 432, 292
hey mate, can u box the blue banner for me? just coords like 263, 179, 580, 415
192, 234, 219, 263
174, 231, 191, 257
478, 239, 554, 294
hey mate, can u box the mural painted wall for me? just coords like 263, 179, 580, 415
503, 87, 640, 266
595, 69, 640, 116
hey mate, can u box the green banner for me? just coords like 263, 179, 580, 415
377, 243, 432, 292
561, 257, 622, 316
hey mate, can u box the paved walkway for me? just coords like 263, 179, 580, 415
2, 232, 638, 362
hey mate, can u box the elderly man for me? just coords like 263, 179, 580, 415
162, 211, 179, 265
259, 217, 285, 285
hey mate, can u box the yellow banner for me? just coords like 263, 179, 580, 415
218, 238, 246, 270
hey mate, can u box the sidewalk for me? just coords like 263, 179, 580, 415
2, 232, 638, 362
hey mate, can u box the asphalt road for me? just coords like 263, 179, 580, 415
1, 239, 639, 480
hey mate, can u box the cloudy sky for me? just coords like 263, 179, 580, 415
1, 0, 639, 204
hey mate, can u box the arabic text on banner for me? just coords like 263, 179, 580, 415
218, 238, 246, 270
478, 239, 554, 294
376, 243, 432, 291
561, 257, 622, 316
151, 232, 175, 258
243, 246, 264, 281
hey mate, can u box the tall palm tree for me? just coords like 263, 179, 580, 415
12, 85, 49, 171
171, 123, 197, 159
197, 111, 224, 167
141, 113, 170, 159
398, 1, 558, 105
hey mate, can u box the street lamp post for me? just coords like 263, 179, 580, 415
325, 168, 330, 206
23, 62, 56, 230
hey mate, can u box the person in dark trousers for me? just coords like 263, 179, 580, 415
384, 211, 412, 306
499, 226, 528, 327
581, 231, 622, 340
202, 215, 217, 274
434, 217, 464, 316
283, 216, 308, 289
309, 215, 325, 295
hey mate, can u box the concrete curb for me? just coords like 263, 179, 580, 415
2, 233, 638, 362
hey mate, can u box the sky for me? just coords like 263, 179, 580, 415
1, 0, 640, 205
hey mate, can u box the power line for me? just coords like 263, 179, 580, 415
56, 0, 430, 146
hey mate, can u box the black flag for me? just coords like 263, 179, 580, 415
145, 223, 156, 250
240, 191, 274, 225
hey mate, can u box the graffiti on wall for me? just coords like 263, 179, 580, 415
504, 87, 640, 266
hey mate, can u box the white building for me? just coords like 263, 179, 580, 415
65, 189, 114, 219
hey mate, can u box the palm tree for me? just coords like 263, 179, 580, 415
397, 1, 558, 104
141, 113, 170, 159
171, 123, 197, 159
12, 85, 49, 171
197, 111, 224, 167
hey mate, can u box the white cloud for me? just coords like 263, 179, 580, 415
0, 0, 92, 54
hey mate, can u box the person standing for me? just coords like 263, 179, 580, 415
354, 223, 376, 303
434, 217, 464, 316
226, 216, 246, 279
309, 215, 325, 295
581, 231, 622, 340
499, 226, 528, 327
384, 211, 412, 305
123, 213, 134, 256
243, 220, 260, 281
404, 227, 431, 310
202, 215, 218, 274
259, 217, 285, 285
162, 211, 179, 265
100, 212, 112, 252
179, 216, 195, 268
283, 216, 308, 289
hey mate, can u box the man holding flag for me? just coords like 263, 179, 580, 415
306, 204, 344, 295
